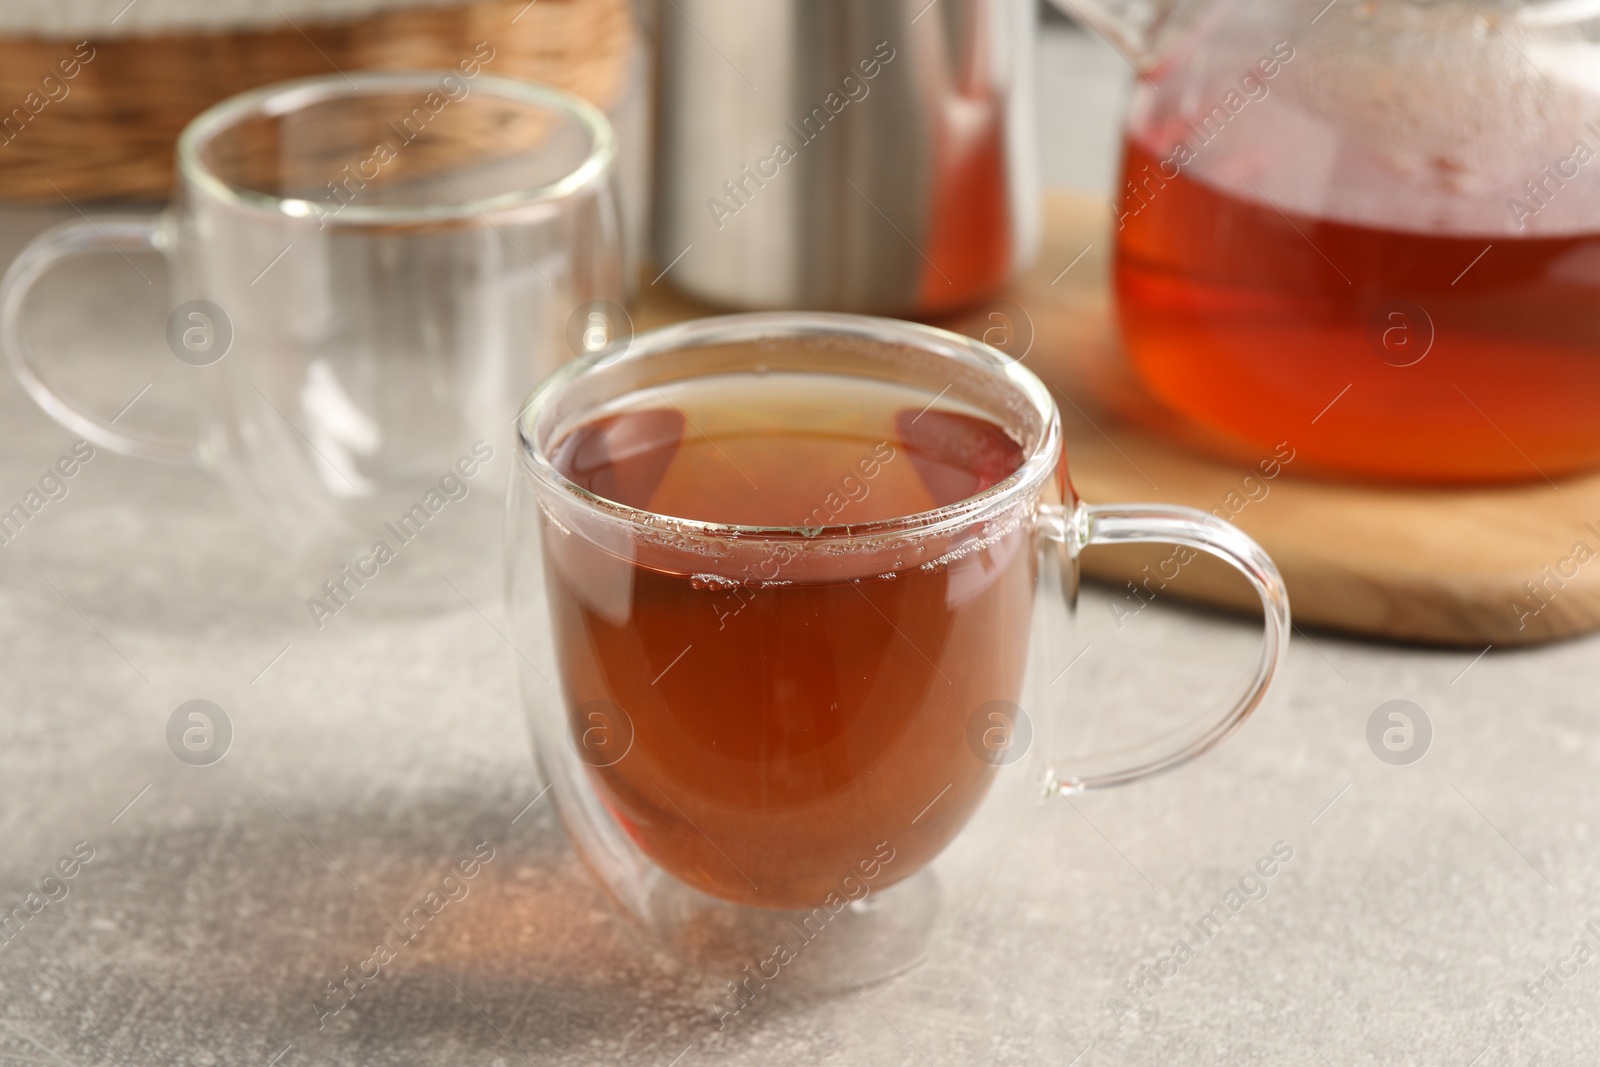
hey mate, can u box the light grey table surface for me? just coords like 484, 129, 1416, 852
1, 22, 1595, 1067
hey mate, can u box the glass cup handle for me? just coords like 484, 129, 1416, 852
1, 213, 200, 466
1041, 501, 1291, 794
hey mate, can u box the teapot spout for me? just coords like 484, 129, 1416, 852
1047, 0, 1208, 66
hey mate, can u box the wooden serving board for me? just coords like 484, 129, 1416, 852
637, 192, 1598, 648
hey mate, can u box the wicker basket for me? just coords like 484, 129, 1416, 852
0, 0, 636, 201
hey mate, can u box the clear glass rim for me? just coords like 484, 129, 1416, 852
175, 71, 617, 225
516, 312, 1064, 544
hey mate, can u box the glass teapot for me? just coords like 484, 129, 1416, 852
1055, 0, 1600, 484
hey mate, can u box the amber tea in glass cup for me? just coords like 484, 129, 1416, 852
508, 313, 1290, 986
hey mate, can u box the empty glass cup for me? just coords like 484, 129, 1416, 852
3, 71, 624, 554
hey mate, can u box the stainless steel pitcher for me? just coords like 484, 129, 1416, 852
650, 0, 1038, 314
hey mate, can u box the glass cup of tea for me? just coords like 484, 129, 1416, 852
2, 71, 623, 557
508, 312, 1291, 988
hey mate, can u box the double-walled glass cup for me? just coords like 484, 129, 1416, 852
3, 72, 622, 555
508, 313, 1290, 988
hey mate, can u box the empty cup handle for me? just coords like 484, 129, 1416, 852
2, 213, 200, 466
1043, 501, 1291, 794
